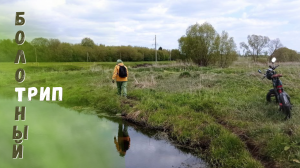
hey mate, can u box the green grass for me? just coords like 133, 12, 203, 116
1, 58, 300, 167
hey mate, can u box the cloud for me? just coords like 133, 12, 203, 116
0, 0, 299, 51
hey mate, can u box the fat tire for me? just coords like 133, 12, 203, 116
266, 91, 272, 102
266, 91, 277, 102
284, 106, 292, 120
279, 92, 292, 120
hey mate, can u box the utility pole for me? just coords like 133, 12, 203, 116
170, 50, 172, 61
155, 35, 157, 62
152, 35, 159, 62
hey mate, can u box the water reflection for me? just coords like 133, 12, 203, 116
0, 97, 125, 168
0, 96, 207, 168
114, 123, 130, 157
115, 120, 208, 168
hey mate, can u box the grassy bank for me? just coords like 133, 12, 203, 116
1, 58, 299, 167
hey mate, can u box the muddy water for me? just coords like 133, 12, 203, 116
0, 97, 207, 168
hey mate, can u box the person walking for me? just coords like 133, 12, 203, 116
112, 59, 128, 97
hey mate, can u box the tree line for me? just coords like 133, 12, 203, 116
1, 23, 299, 65
0, 37, 184, 62
240, 35, 300, 62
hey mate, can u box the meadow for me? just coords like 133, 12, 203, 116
1, 57, 299, 168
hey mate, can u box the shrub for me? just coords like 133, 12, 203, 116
179, 71, 191, 78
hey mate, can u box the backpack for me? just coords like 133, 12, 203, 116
118, 65, 127, 78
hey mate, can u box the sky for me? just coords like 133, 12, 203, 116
0, 0, 299, 52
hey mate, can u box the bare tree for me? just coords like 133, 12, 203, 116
240, 34, 270, 61
268, 38, 283, 56
239, 42, 249, 56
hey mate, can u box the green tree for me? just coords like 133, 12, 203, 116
57, 43, 73, 62
170, 49, 181, 60
106, 46, 117, 62
93, 44, 107, 61
179, 22, 237, 67
72, 44, 86, 62
31, 37, 51, 61
271, 47, 300, 62
135, 47, 154, 61
178, 36, 188, 60
179, 22, 217, 66
48, 38, 61, 61
31, 37, 50, 47
218, 31, 238, 67
0, 39, 17, 62
81, 37, 95, 48
18, 41, 35, 62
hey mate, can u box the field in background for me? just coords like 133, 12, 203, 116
0, 57, 299, 167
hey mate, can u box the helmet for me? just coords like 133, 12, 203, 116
117, 59, 123, 63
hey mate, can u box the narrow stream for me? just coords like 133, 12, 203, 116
0, 97, 208, 168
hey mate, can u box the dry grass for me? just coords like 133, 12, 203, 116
127, 110, 141, 120
133, 75, 157, 88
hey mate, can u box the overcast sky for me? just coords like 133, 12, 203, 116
0, 0, 299, 52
